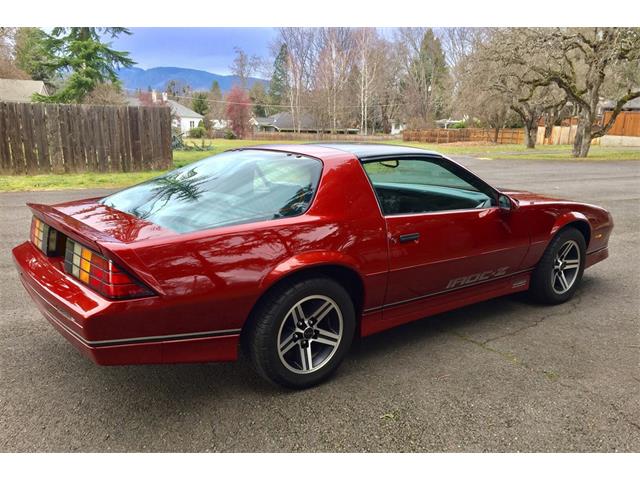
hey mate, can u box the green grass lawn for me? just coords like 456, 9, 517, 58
1, 138, 638, 192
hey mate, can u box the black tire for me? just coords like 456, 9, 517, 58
243, 276, 356, 389
530, 227, 587, 304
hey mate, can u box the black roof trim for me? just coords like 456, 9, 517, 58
310, 143, 442, 160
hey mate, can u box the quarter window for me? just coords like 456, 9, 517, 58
362, 158, 494, 215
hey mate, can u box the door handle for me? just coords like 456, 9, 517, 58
398, 233, 420, 243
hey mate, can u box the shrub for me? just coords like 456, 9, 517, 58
450, 120, 467, 129
188, 126, 206, 138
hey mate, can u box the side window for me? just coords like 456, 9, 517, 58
362, 159, 494, 215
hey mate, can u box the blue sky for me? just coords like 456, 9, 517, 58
107, 28, 279, 76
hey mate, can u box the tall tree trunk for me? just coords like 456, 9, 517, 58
524, 119, 537, 149
573, 112, 593, 158
544, 122, 554, 145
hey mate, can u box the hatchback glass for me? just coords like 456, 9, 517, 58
102, 150, 323, 233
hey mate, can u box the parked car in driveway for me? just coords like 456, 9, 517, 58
12, 144, 613, 388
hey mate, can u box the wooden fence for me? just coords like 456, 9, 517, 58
0, 102, 172, 174
603, 111, 640, 137
248, 132, 402, 142
403, 128, 525, 144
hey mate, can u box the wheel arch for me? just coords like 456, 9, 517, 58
551, 212, 592, 248
241, 256, 366, 344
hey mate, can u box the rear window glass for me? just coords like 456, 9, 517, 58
101, 150, 322, 233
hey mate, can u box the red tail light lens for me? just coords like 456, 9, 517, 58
63, 238, 154, 300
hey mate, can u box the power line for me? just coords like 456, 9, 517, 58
124, 87, 407, 111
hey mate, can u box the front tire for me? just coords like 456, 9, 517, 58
530, 227, 586, 304
244, 276, 355, 389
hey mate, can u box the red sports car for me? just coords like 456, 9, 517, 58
13, 144, 613, 388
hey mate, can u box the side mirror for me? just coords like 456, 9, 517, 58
497, 194, 514, 211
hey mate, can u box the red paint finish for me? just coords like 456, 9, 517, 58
384, 207, 530, 304
12, 144, 613, 366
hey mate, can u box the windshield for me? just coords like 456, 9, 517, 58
101, 150, 323, 233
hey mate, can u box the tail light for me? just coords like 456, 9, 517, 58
31, 217, 64, 256
63, 238, 154, 300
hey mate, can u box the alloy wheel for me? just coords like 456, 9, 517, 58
551, 240, 581, 294
277, 295, 343, 374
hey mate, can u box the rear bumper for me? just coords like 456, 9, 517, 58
13, 241, 240, 365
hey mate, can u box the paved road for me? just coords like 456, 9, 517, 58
1, 157, 639, 452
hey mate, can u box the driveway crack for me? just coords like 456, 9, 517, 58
480, 295, 582, 346
443, 295, 640, 435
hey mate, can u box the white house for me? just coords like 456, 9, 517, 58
390, 120, 406, 135
210, 118, 229, 131
167, 100, 204, 135
127, 91, 204, 136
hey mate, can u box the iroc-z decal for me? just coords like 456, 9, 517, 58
446, 267, 509, 289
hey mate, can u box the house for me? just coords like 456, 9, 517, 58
598, 97, 640, 114
0, 79, 49, 102
390, 120, 406, 135
252, 112, 359, 134
167, 100, 204, 135
127, 91, 204, 136
210, 118, 229, 131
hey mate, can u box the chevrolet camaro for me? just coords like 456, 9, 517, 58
12, 144, 613, 388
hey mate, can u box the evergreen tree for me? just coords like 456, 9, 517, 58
269, 43, 288, 109
206, 80, 224, 120
408, 28, 450, 123
191, 91, 209, 116
34, 27, 135, 103
209, 80, 221, 100
249, 82, 269, 117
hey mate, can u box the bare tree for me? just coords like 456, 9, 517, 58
278, 28, 318, 132
230, 47, 260, 89
456, 44, 518, 141
476, 29, 568, 148
82, 83, 127, 105
0, 27, 29, 79
315, 28, 355, 133
515, 27, 640, 157
375, 43, 404, 134
354, 28, 386, 135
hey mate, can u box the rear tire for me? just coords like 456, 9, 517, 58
530, 227, 586, 304
243, 276, 355, 389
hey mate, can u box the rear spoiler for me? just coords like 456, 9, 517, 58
27, 202, 165, 296
28, 202, 116, 253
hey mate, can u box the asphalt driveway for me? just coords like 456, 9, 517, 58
1, 157, 639, 452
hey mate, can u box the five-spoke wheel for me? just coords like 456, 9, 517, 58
530, 227, 586, 304
244, 276, 355, 389
551, 240, 581, 294
277, 295, 343, 374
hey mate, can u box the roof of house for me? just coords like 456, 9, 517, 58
255, 112, 315, 130
254, 112, 358, 132
126, 97, 204, 119
0, 79, 48, 102
166, 99, 204, 119
600, 97, 640, 110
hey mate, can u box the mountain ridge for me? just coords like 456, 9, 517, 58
116, 66, 268, 93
